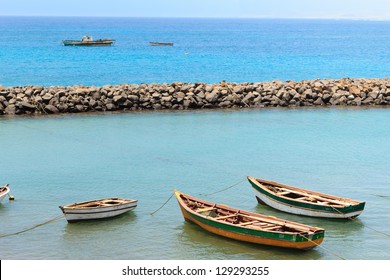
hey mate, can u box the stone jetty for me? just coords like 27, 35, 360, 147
1, 78, 390, 115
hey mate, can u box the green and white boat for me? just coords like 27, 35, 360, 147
62, 35, 115, 46
247, 176, 365, 219
175, 190, 324, 250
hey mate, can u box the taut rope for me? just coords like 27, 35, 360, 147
330, 206, 390, 238
200, 177, 247, 196
298, 233, 345, 260
150, 192, 175, 215
0, 214, 64, 239
150, 177, 247, 215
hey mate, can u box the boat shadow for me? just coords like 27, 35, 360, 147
176, 221, 324, 260
62, 211, 137, 236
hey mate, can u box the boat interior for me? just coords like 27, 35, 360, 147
69, 198, 128, 208
182, 195, 312, 234
259, 181, 351, 207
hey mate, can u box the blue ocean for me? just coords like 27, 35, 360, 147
1, 17, 390, 260
1, 17, 390, 86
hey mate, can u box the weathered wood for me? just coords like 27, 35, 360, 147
196, 207, 215, 213
215, 214, 238, 220
247, 176, 366, 218
277, 188, 351, 206
175, 190, 325, 250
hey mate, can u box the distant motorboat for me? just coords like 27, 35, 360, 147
62, 35, 115, 46
149, 42, 174, 46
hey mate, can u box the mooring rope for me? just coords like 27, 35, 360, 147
200, 177, 247, 196
150, 192, 175, 215
150, 178, 247, 215
298, 233, 345, 260
0, 214, 64, 239
331, 206, 390, 238
373, 194, 390, 198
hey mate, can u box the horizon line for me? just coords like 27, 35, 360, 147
1, 15, 390, 21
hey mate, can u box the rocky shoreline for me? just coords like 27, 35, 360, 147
1, 78, 390, 115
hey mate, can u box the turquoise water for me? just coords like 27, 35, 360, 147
1, 17, 390, 260
1, 108, 390, 259
1, 17, 390, 86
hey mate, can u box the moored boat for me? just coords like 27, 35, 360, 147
174, 190, 324, 250
59, 197, 137, 222
149, 42, 174, 46
62, 35, 115, 46
247, 176, 365, 219
0, 184, 10, 202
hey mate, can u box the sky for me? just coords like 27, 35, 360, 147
1, 0, 390, 19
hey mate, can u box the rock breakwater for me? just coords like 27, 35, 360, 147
1, 78, 390, 115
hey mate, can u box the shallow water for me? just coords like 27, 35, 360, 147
1, 107, 389, 260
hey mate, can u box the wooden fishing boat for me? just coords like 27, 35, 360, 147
0, 184, 10, 202
247, 176, 365, 219
149, 42, 174, 46
59, 197, 137, 222
62, 35, 115, 46
174, 190, 324, 250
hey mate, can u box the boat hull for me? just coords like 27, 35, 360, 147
248, 177, 365, 218
149, 42, 174, 46
62, 40, 115, 46
60, 199, 137, 222
175, 192, 324, 250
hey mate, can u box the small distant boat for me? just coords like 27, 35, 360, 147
62, 35, 115, 46
247, 176, 365, 219
174, 190, 324, 250
149, 42, 174, 46
59, 197, 137, 222
0, 184, 10, 202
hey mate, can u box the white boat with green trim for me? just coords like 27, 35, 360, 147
247, 176, 365, 219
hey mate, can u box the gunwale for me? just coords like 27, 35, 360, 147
60, 197, 137, 209
174, 190, 324, 250
59, 197, 137, 222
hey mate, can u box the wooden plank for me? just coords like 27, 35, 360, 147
277, 188, 351, 206
239, 221, 256, 226
196, 207, 215, 213
262, 225, 282, 231
259, 179, 354, 206
215, 214, 237, 220
278, 191, 291, 195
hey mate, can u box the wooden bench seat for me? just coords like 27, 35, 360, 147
196, 207, 216, 213
215, 214, 237, 220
